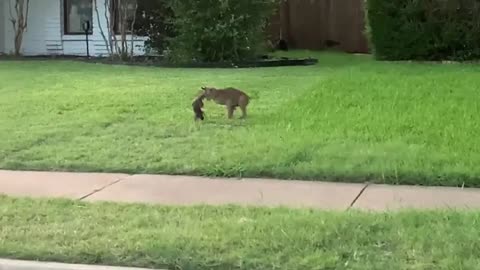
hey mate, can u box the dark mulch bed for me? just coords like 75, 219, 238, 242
0, 54, 318, 68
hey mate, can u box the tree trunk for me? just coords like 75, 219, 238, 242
94, 0, 112, 55
114, 0, 138, 60
129, 1, 138, 58
14, 29, 24, 55
120, 0, 127, 57
9, 0, 30, 56
109, 0, 120, 57
93, 0, 138, 59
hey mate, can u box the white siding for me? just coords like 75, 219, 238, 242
3, 0, 59, 55
0, 0, 5, 53
87, 0, 146, 56
45, 1, 63, 55
62, 34, 147, 57
2, 0, 16, 54
4, 0, 60, 55
3, 0, 15, 54
3, 0, 147, 56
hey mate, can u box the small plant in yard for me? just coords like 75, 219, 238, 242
165, 0, 279, 62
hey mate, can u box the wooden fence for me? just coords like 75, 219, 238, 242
267, 0, 370, 53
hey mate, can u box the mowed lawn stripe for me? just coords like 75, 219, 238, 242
1, 52, 480, 186
1, 196, 480, 270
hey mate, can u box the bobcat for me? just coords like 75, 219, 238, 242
192, 93, 206, 121
201, 86, 250, 119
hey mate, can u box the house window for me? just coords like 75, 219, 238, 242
64, 0, 93, 34
111, 1, 137, 34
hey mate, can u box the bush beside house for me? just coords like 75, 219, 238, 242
163, 0, 278, 62
365, 0, 480, 61
134, 0, 175, 54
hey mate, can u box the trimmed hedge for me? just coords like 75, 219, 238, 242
165, 0, 278, 63
365, 0, 480, 61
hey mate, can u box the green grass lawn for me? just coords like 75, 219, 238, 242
1, 195, 479, 270
1, 51, 480, 186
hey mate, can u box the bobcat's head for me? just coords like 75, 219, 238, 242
201, 86, 217, 100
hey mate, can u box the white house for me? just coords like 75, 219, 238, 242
0, 0, 147, 56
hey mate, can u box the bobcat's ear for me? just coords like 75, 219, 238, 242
201, 86, 207, 91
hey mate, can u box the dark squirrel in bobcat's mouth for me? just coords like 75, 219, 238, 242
192, 94, 205, 121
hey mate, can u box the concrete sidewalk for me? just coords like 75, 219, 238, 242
0, 258, 160, 270
1, 170, 480, 211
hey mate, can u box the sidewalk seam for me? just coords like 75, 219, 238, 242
348, 182, 370, 210
78, 175, 131, 201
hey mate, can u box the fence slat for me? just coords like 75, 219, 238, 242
267, 0, 369, 53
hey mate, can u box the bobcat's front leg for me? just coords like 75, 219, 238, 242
227, 105, 235, 119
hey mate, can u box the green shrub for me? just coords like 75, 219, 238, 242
165, 0, 278, 63
365, 0, 480, 61
134, 0, 175, 54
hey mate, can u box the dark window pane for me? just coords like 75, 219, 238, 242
65, 0, 93, 34
113, 1, 136, 34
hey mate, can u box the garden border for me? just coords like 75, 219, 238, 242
0, 55, 318, 68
